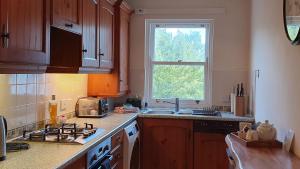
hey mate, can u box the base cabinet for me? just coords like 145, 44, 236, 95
63, 154, 86, 169
140, 118, 193, 169
111, 129, 124, 169
194, 133, 228, 169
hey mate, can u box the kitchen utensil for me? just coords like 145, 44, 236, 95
246, 130, 259, 141
257, 120, 277, 141
6, 142, 29, 152
0, 116, 7, 161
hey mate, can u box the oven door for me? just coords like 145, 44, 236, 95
90, 155, 113, 169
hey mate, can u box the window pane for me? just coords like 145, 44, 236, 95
152, 65, 205, 100
154, 27, 206, 62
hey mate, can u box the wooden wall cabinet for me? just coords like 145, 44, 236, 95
49, 0, 116, 73
88, 0, 131, 96
51, 0, 82, 34
194, 133, 228, 169
139, 118, 193, 169
99, 0, 115, 69
0, 0, 50, 73
0, 0, 123, 73
116, 1, 131, 92
81, 0, 100, 69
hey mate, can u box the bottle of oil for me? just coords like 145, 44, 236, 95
49, 95, 58, 125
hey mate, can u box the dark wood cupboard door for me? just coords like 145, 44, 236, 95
51, 0, 82, 34
82, 0, 99, 68
141, 119, 193, 169
63, 154, 86, 169
0, 0, 5, 59
99, 0, 114, 69
0, 0, 50, 65
194, 133, 228, 169
119, 8, 130, 92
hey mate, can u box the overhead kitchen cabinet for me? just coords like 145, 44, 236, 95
0, 0, 50, 73
88, 0, 131, 96
80, 0, 116, 72
48, 0, 114, 73
99, 0, 115, 69
51, 0, 82, 34
80, 0, 102, 72
48, 0, 83, 73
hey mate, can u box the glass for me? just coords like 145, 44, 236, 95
154, 27, 207, 62
152, 65, 205, 100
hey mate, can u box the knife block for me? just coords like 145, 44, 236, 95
231, 95, 246, 116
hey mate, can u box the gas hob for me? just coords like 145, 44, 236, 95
18, 123, 105, 145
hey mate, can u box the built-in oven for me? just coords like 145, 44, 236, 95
87, 138, 113, 169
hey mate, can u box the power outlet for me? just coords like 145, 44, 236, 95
222, 95, 230, 104
60, 99, 72, 112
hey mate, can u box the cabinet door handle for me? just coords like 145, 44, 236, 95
99, 53, 104, 56
117, 136, 121, 142
82, 49, 88, 53
1, 24, 9, 48
65, 23, 73, 28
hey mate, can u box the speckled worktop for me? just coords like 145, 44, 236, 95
0, 110, 254, 169
0, 113, 138, 169
138, 108, 255, 122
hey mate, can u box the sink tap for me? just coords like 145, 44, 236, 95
156, 98, 180, 112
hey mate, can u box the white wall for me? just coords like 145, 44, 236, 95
128, 0, 250, 106
250, 0, 300, 156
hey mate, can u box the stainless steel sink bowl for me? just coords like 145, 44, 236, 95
146, 110, 175, 114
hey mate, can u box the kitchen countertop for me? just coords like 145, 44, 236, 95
0, 113, 137, 169
225, 134, 300, 169
0, 111, 254, 169
138, 109, 255, 122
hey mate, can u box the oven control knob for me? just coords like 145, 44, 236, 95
104, 145, 109, 152
92, 154, 98, 161
98, 147, 103, 153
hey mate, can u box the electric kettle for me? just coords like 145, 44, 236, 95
0, 116, 7, 161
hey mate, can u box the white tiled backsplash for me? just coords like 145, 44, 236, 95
0, 74, 87, 130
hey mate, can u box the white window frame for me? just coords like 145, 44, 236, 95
144, 19, 214, 108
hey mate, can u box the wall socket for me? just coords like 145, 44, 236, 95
60, 99, 72, 112
222, 95, 230, 104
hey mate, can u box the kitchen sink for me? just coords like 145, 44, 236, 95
146, 110, 176, 114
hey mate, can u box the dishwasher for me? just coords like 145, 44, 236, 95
193, 120, 239, 169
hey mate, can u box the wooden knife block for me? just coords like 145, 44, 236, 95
234, 96, 245, 116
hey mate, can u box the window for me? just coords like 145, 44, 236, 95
145, 19, 213, 108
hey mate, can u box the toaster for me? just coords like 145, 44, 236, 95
75, 97, 109, 118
